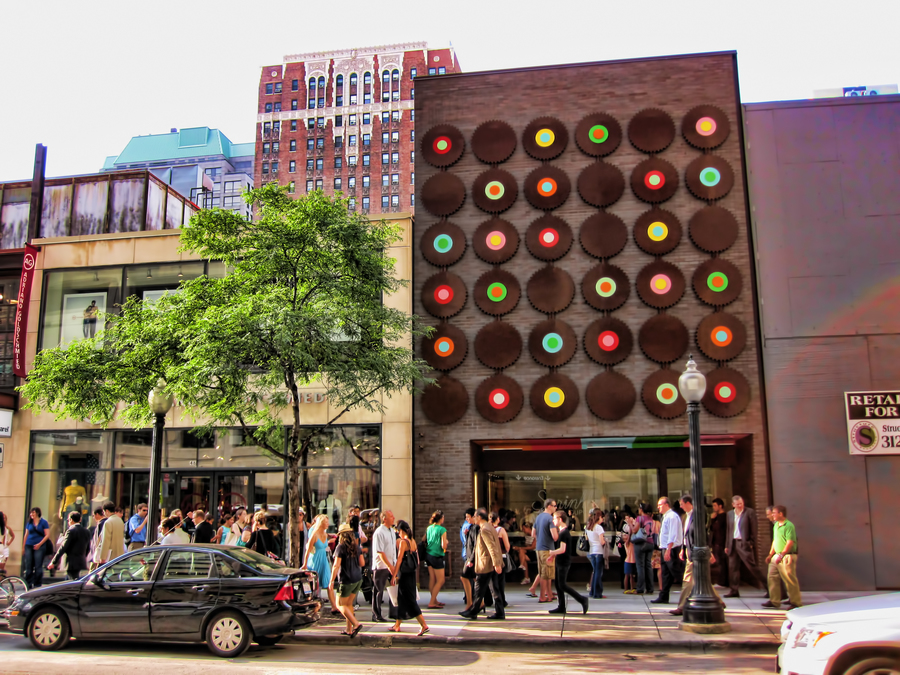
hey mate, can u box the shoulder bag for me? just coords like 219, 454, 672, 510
577, 533, 590, 552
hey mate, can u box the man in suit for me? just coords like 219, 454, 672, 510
459, 508, 504, 620
98, 501, 124, 566
724, 495, 767, 597
47, 511, 91, 580
670, 495, 725, 616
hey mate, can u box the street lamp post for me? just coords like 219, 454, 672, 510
678, 356, 729, 631
147, 379, 174, 546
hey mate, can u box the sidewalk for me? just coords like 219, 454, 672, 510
288, 586, 889, 652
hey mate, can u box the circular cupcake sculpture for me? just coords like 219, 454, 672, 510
681, 105, 731, 150
471, 120, 517, 164
472, 217, 520, 264
421, 124, 466, 168
642, 369, 687, 419
633, 208, 682, 256
474, 321, 523, 370
474, 268, 521, 316
422, 323, 468, 371
421, 375, 469, 425
688, 206, 739, 254
475, 373, 524, 423
421, 271, 467, 318
628, 108, 676, 154
631, 157, 679, 204
522, 116, 569, 161
692, 258, 743, 307
702, 367, 750, 418
421, 173, 466, 217
472, 167, 518, 214
582, 262, 630, 311
525, 214, 573, 262
575, 112, 622, 158
526, 266, 576, 314
577, 161, 626, 208
638, 314, 690, 365
696, 311, 747, 362
584, 315, 633, 366
685, 155, 735, 201
579, 211, 628, 260
528, 318, 577, 368
635, 259, 686, 310
524, 165, 571, 211
586, 371, 636, 421
530, 372, 580, 423
420, 221, 467, 267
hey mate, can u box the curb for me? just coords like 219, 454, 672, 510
286, 633, 779, 653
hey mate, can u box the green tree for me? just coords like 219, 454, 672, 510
20, 185, 430, 567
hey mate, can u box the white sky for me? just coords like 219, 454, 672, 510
0, 0, 896, 182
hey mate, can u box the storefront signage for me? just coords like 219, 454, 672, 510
297, 392, 326, 403
845, 390, 900, 455
0, 409, 11, 437
13, 243, 39, 377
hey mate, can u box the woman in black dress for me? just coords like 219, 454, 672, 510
243, 510, 278, 558
388, 520, 429, 636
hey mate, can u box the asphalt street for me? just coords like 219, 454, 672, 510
0, 631, 777, 674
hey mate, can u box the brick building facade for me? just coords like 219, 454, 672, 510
255, 42, 461, 214
412, 53, 771, 573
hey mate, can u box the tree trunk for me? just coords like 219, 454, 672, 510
287, 455, 303, 568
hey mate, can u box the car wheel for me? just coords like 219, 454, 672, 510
27, 607, 70, 651
206, 611, 252, 658
255, 634, 285, 646
843, 656, 900, 675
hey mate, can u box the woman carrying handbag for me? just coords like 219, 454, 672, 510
388, 520, 429, 636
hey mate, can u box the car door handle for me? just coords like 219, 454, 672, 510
192, 585, 208, 593
126, 589, 143, 596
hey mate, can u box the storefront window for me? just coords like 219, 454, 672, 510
113, 429, 284, 469
487, 469, 659, 533
0, 275, 21, 388
32, 431, 114, 471
666, 467, 733, 517
124, 262, 205, 303
41, 267, 123, 349
28, 470, 112, 546
299, 424, 381, 468
303, 466, 380, 532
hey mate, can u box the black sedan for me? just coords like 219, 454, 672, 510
3, 544, 321, 658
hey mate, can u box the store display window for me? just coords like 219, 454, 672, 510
487, 469, 659, 533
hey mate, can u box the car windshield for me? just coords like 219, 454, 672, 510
225, 548, 288, 573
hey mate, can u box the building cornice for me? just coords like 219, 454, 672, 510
283, 42, 428, 64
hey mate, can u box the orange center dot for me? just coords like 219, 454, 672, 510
489, 185, 501, 196
600, 281, 612, 293
713, 277, 724, 287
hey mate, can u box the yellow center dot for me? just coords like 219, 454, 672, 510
490, 235, 502, 246
655, 279, 667, 289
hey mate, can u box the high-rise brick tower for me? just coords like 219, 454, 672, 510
255, 42, 461, 214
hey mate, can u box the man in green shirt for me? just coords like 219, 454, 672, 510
762, 505, 802, 609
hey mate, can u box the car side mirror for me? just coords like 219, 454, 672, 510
92, 574, 110, 591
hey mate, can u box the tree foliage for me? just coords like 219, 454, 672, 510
20, 185, 430, 566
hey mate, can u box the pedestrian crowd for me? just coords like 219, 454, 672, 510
3, 492, 801, 622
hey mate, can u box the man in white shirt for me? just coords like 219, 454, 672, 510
370, 510, 396, 622
160, 516, 191, 545
651, 496, 683, 604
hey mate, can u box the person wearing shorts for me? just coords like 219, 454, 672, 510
331, 523, 364, 638
533, 499, 559, 602
425, 511, 448, 609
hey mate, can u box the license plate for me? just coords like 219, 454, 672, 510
302, 583, 312, 595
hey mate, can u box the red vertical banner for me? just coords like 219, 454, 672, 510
13, 244, 39, 378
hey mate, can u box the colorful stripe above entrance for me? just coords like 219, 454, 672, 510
479, 434, 748, 452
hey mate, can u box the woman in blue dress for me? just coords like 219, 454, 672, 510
303, 514, 339, 615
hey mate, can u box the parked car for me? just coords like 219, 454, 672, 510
778, 592, 900, 675
3, 544, 320, 658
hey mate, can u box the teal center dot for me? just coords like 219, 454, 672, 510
549, 392, 561, 403
652, 226, 664, 237
541, 181, 553, 192
715, 330, 728, 342
540, 132, 551, 143
438, 342, 449, 352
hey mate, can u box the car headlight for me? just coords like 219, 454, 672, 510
792, 627, 835, 648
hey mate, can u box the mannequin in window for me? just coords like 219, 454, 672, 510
59, 480, 87, 520
64, 496, 88, 521
83, 301, 99, 338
